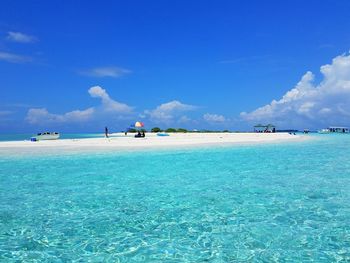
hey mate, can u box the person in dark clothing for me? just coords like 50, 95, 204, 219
105, 127, 109, 138
135, 131, 146, 138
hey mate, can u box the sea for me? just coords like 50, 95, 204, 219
0, 133, 105, 142
0, 134, 349, 262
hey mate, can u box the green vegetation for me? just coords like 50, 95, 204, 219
151, 127, 162, 133
162, 128, 188, 133
148, 127, 234, 133
165, 128, 177, 133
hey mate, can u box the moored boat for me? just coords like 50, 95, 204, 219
318, 129, 330, 134
318, 127, 349, 134
157, 132, 169, 136
328, 126, 349, 133
31, 132, 60, 141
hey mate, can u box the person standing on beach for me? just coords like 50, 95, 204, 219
105, 127, 109, 138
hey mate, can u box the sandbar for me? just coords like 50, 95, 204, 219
0, 132, 307, 155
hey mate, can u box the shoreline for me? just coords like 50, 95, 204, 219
0, 133, 308, 155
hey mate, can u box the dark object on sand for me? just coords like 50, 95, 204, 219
135, 131, 145, 138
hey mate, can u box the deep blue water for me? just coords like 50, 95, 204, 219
0, 135, 349, 262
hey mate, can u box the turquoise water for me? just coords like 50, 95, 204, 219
0, 133, 107, 142
0, 135, 349, 262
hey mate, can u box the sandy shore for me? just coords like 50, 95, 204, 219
0, 133, 305, 153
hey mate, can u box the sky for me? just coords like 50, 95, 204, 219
1, 0, 350, 132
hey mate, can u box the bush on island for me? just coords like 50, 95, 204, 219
177, 128, 188, 133
165, 128, 177, 133
151, 127, 162, 133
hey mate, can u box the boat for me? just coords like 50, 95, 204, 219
318, 127, 349, 134
328, 126, 349, 133
318, 129, 330, 134
157, 132, 169, 136
31, 132, 60, 141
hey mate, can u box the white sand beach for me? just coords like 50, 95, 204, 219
0, 132, 305, 153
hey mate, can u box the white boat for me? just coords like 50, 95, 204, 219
31, 132, 60, 141
318, 127, 349, 134
328, 126, 349, 133
318, 129, 330, 134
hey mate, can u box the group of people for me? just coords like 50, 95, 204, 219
255, 128, 276, 133
135, 131, 145, 138
104, 127, 145, 138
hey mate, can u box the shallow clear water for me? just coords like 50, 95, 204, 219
0, 135, 349, 262
0, 133, 106, 142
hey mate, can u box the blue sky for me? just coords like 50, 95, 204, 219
1, 0, 350, 132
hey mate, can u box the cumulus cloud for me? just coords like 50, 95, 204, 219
0, 51, 32, 63
145, 100, 197, 123
26, 108, 95, 124
80, 67, 131, 78
88, 86, 133, 113
241, 52, 350, 128
26, 86, 133, 125
203, 113, 226, 123
6, 31, 37, 43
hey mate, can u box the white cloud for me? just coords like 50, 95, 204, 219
26, 86, 133, 125
26, 107, 95, 124
145, 100, 197, 123
203, 113, 226, 123
80, 67, 131, 78
241, 52, 350, 128
0, 51, 32, 63
6, 31, 37, 43
88, 86, 133, 113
